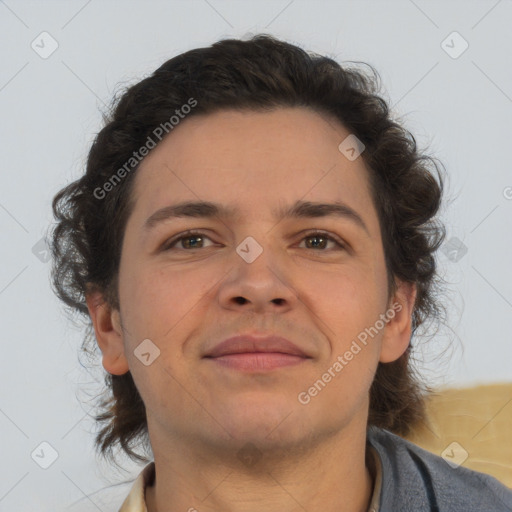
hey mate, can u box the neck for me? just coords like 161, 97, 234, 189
145, 424, 374, 512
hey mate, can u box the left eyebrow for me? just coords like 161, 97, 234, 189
143, 199, 369, 235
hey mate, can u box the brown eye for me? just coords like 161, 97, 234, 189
299, 232, 345, 251
162, 231, 214, 251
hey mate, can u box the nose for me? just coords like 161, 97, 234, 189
217, 237, 298, 314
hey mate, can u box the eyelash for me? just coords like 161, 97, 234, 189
162, 229, 346, 252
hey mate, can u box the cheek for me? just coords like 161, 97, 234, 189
120, 261, 216, 343
299, 263, 386, 395
298, 269, 383, 415
302, 264, 385, 338
119, 264, 214, 410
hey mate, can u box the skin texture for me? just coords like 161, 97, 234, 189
86, 107, 416, 512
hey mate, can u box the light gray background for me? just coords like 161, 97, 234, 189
1, 0, 511, 510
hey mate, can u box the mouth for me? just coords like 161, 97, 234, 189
206, 352, 308, 371
203, 335, 312, 371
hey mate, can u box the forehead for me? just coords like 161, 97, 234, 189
127, 107, 377, 230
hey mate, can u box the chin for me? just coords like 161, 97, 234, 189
214, 397, 310, 445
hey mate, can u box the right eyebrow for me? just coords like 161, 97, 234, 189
143, 201, 238, 232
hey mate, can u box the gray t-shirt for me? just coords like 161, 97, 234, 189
65, 426, 512, 511
367, 426, 512, 511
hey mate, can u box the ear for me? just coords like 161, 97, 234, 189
85, 284, 130, 375
379, 280, 417, 363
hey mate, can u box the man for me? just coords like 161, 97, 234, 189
50, 34, 512, 511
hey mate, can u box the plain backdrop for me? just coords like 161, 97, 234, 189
0, 0, 511, 510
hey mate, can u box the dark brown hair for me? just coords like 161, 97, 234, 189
49, 34, 446, 466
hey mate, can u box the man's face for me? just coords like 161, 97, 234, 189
104, 107, 406, 453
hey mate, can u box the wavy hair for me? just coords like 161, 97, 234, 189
50, 34, 446, 466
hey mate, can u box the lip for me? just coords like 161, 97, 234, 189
204, 335, 311, 371
205, 335, 310, 358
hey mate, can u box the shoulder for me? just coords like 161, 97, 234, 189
367, 426, 512, 512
